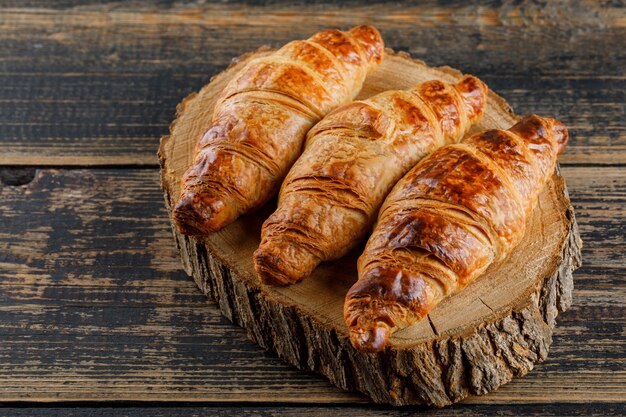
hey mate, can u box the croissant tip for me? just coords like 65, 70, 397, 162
254, 237, 322, 286
544, 116, 569, 155
349, 323, 390, 353
517, 114, 569, 156
172, 198, 205, 236
347, 24, 384, 67
455, 75, 488, 122
253, 248, 298, 286
172, 192, 229, 236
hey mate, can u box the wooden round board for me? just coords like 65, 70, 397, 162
159, 48, 582, 407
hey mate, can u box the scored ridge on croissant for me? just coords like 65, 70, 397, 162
344, 114, 569, 352
254, 75, 488, 285
173, 25, 384, 235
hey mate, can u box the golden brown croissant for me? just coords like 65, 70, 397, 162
344, 114, 569, 352
254, 76, 488, 285
173, 26, 384, 235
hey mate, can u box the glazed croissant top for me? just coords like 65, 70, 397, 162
254, 76, 488, 285
173, 26, 384, 235
345, 115, 569, 352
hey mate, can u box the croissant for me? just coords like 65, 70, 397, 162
254, 76, 488, 285
344, 114, 569, 352
173, 26, 384, 235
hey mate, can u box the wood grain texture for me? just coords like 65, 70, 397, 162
0, 168, 623, 405
0, 1, 623, 165
0, 0, 623, 413
1, 403, 626, 417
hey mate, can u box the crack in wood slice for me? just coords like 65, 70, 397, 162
159, 49, 582, 407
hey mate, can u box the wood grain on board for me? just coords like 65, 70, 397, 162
0, 168, 623, 404
0, 1, 624, 165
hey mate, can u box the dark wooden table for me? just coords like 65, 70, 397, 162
0, 1, 624, 416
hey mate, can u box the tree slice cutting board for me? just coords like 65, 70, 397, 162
158, 48, 582, 407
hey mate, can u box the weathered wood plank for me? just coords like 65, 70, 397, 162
0, 1, 623, 165
1, 403, 625, 417
0, 167, 623, 403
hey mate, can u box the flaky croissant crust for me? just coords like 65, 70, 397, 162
345, 115, 569, 352
173, 25, 384, 236
254, 76, 488, 285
